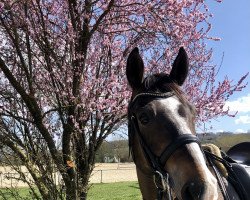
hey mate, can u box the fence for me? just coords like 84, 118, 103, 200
0, 163, 137, 188
0, 164, 249, 188
90, 168, 137, 183
0, 171, 62, 188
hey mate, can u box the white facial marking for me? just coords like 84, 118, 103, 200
158, 96, 218, 199
187, 143, 218, 200
158, 96, 192, 134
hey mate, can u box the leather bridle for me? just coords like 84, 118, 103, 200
128, 91, 245, 200
128, 91, 201, 200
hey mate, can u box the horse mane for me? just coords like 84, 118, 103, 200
128, 73, 187, 161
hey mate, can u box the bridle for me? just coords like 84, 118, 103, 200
128, 91, 200, 200
128, 91, 246, 200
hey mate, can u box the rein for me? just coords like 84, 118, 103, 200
204, 150, 247, 200
128, 92, 200, 200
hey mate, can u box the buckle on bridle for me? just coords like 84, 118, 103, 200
154, 171, 172, 200
154, 171, 168, 190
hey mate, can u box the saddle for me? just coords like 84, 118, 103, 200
222, 153, 250, 200
203, 144, 250, 200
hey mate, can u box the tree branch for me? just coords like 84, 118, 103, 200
90, 0, 114, 36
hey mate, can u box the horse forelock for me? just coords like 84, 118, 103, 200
142, 73, 186, 103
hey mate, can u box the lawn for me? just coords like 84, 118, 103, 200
0, 182, 142, 200
88, 182, 141, 200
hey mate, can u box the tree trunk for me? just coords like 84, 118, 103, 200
78, 175, 91, 200
80, 192, 87, 200
65, 181, 77, 200
77, 163, 93, 200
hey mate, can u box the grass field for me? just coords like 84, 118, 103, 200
88, 182, 141, 200
0, 182, 142, 200
200, 133, 250, 151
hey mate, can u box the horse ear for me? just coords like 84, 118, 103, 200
126, 47, 144, 90
169, 47, 189, 86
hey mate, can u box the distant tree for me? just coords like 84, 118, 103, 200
95, 140, 131, 163
95, 141, 113, 162
0, 1, 247, 199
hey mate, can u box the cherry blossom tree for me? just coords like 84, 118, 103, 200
0, 0, 247, 199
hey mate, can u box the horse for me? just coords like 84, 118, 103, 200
126, 47, 250, 200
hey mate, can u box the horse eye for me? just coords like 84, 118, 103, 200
138, 113, 149, 125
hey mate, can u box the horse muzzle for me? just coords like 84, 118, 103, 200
181, 179, 218, 200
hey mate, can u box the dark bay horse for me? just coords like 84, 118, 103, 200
126, 47, 246, 200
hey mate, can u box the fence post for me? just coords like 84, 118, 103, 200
9, 172, 12, 187
100, 170, 103, 183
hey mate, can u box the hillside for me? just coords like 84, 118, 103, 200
97, 133, 250, 162
198, 133, 250, 151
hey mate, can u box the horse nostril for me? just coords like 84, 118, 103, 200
182, 181, 206, 200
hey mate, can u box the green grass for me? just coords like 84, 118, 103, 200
88, 182, 141, 200
0, 187, 36, 200
0, 182, 141, 200
200, 133, 250, 151
213, 134, 250, 151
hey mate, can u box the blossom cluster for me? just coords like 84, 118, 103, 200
0, 0, 247, 137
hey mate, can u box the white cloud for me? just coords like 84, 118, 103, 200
235, 115, 250, 124
224, 93, 250, 113
235, 129, 247, 133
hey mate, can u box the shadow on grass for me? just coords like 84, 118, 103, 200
128, 185, 140, 189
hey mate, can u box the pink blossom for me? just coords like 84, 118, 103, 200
0, 0, 247, 136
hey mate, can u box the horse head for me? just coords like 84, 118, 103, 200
126, 47, 218, 200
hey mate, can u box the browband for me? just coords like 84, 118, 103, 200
129, 91, 175, 109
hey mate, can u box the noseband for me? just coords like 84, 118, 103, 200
128, 91, 200, 199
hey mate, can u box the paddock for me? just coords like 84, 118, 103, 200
0, 163, 138, 188
0, 163, 249, 188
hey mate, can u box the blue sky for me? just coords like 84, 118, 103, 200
204, 0, 250, 133
110, 1, 250, 140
